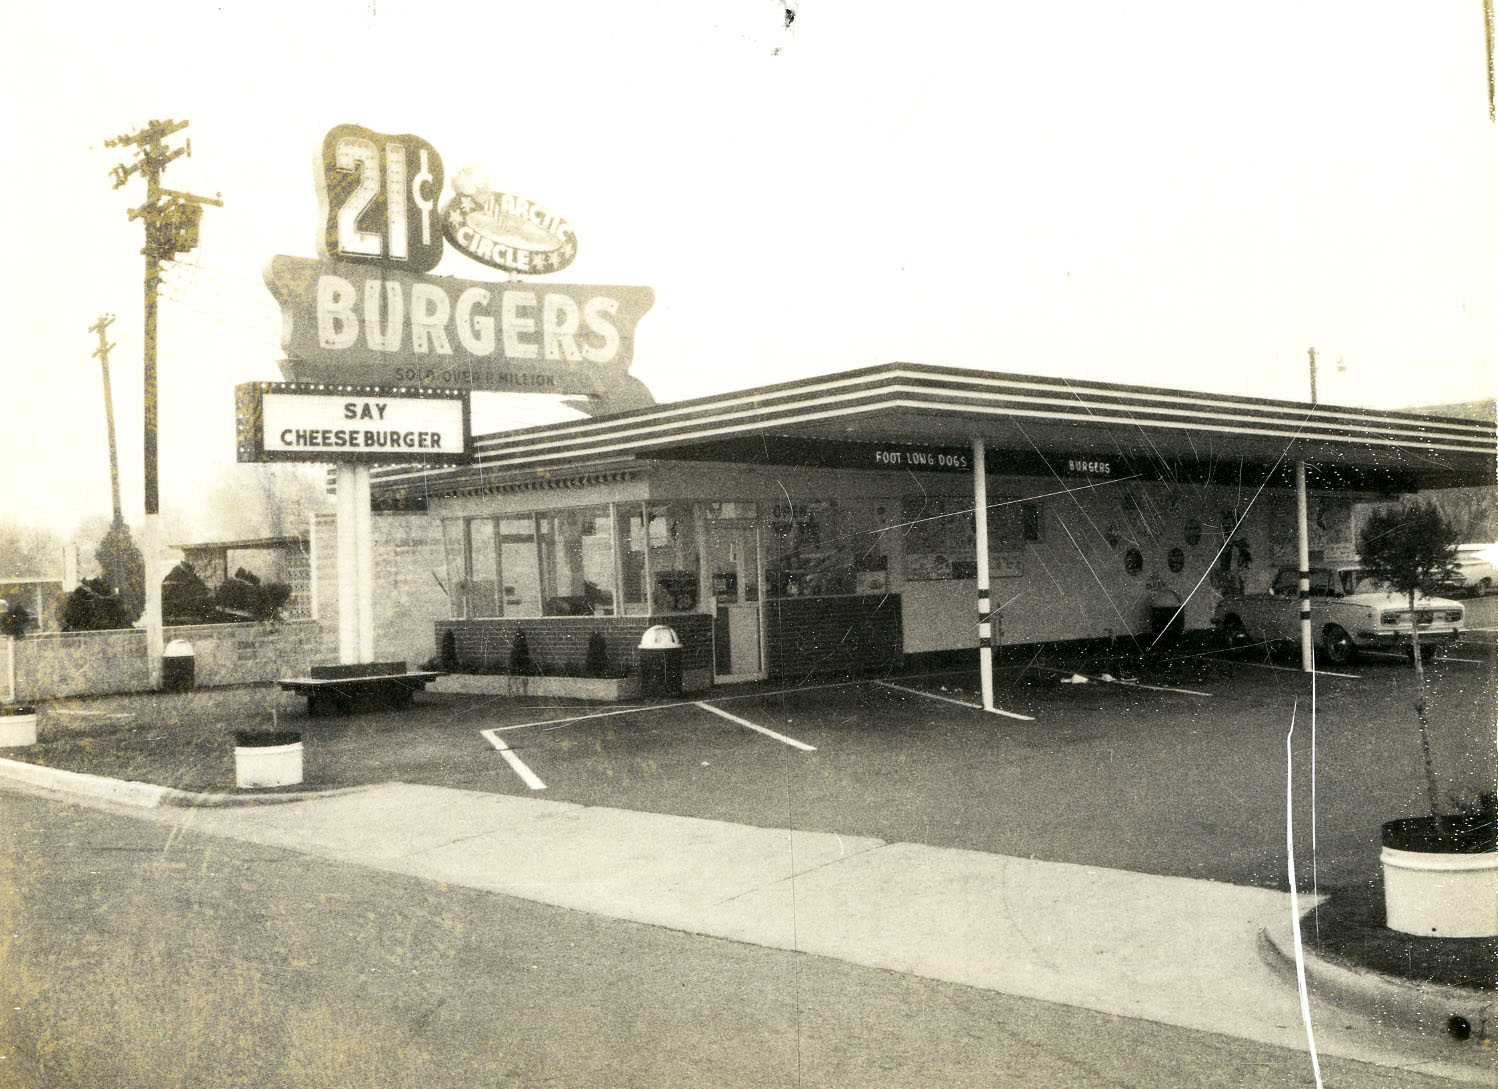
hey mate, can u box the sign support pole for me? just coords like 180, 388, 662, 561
973, 438, 995, 712
335, 464, 360, 664
1295, 460, 1314, 672
354, 465, 375, 662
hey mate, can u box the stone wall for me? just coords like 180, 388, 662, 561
9, 620, 321, 701
312, 513, 449, 668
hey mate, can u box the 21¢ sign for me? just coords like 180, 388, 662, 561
317, 124, 445, 273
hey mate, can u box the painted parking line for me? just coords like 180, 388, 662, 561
693, 702, 816, 751
479, 728, 547, 790
486, 679, 874, 735
876, 680, 1036, 720
1440, 656, 1488, 665
1210, 657, 1360, 680
1029, 667, 1213, 697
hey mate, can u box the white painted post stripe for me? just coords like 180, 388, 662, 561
877, 680, 1035, 721
693, 702, 816, 751
480, 729, 547, 790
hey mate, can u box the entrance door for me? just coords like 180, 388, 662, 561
703, 513, 764, 682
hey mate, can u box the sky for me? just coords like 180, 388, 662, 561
2, 0, 1494, 540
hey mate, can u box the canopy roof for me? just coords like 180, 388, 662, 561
371, 363, 1496, 500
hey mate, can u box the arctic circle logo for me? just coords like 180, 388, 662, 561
441, 165, 578, 276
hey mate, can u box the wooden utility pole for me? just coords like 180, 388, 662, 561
105, 120, 221, 687
89, 314, 123, 525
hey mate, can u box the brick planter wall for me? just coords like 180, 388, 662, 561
435, 615, 714, 678
763, 594, 903, 680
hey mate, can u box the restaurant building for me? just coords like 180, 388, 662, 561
356, 363, 1496, 691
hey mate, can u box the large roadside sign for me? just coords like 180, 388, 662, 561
236, 382, 471, 464
264, 255, 654, 406
266, 123, 657, 414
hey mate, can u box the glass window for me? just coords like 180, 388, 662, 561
614, 505, 651, 614
647, 503, 701, 613
468, 518, 500, 617
988, 498, 1042, 544
538, 506, 616, 616
442, 517, 499, 617
499, 516, 541, 616
441, 518, 466, 617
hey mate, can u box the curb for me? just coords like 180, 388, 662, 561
0, 756, 370, 809
1258, 927, 1497, 1044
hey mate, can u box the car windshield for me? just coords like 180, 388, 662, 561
1340, 570, 1391, 595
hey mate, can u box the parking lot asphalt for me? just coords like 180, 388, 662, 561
439, 645, 1495, 893
7, 635, 1494, 898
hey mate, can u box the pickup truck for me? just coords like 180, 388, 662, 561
1214, 565, 1465, 665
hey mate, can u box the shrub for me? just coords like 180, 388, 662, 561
584, 631, 610, 677
440, 628, 458, 671
508, 630, 538, 676
62, 578, 132, 632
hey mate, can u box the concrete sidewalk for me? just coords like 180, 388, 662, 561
84, 780, 1483, 1084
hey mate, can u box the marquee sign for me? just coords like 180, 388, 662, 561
443, 165, 577, 275
236, 382, 471, 464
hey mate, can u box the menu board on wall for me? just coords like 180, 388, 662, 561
900, 495, 1029, 580
900, 496, 975, 581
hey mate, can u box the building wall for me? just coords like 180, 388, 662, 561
406, 459, 1362, 664
646, 460, 1345, 652
312, 512, 448, 668
10, 620, 321, 701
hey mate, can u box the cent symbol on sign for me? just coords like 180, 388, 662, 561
317, 124, 445, 273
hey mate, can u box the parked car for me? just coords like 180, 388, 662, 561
1435, 544, 1498, 597
1214, 565, 1465, 665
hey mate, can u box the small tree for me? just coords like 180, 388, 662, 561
1357, 501, 1461, 816
1, 601, 31, 705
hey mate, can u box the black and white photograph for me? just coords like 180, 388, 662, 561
1, 2, 1495, 1086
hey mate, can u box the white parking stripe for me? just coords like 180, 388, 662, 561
693, 702, 816, 751
1213, 658, 1360, 680
480, 729, 547, 790
877, 680, 1036, 720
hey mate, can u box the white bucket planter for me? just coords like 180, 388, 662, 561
234, 731, 303, 789
1381, 817, 1498, 938
0, 712, 37, 748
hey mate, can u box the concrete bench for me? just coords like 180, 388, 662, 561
279, 661, 443, 716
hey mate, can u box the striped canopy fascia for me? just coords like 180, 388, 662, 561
370, 363, 1496, 497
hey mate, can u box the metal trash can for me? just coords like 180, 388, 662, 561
162, 639, 195, 692
638, 625, 683, 698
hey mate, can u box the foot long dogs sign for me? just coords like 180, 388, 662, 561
236, 382, 471, 464
264, 123, 656, 415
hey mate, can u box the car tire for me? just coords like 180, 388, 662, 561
1478, 577, 1493, 597
1320, 624, 1358, 666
